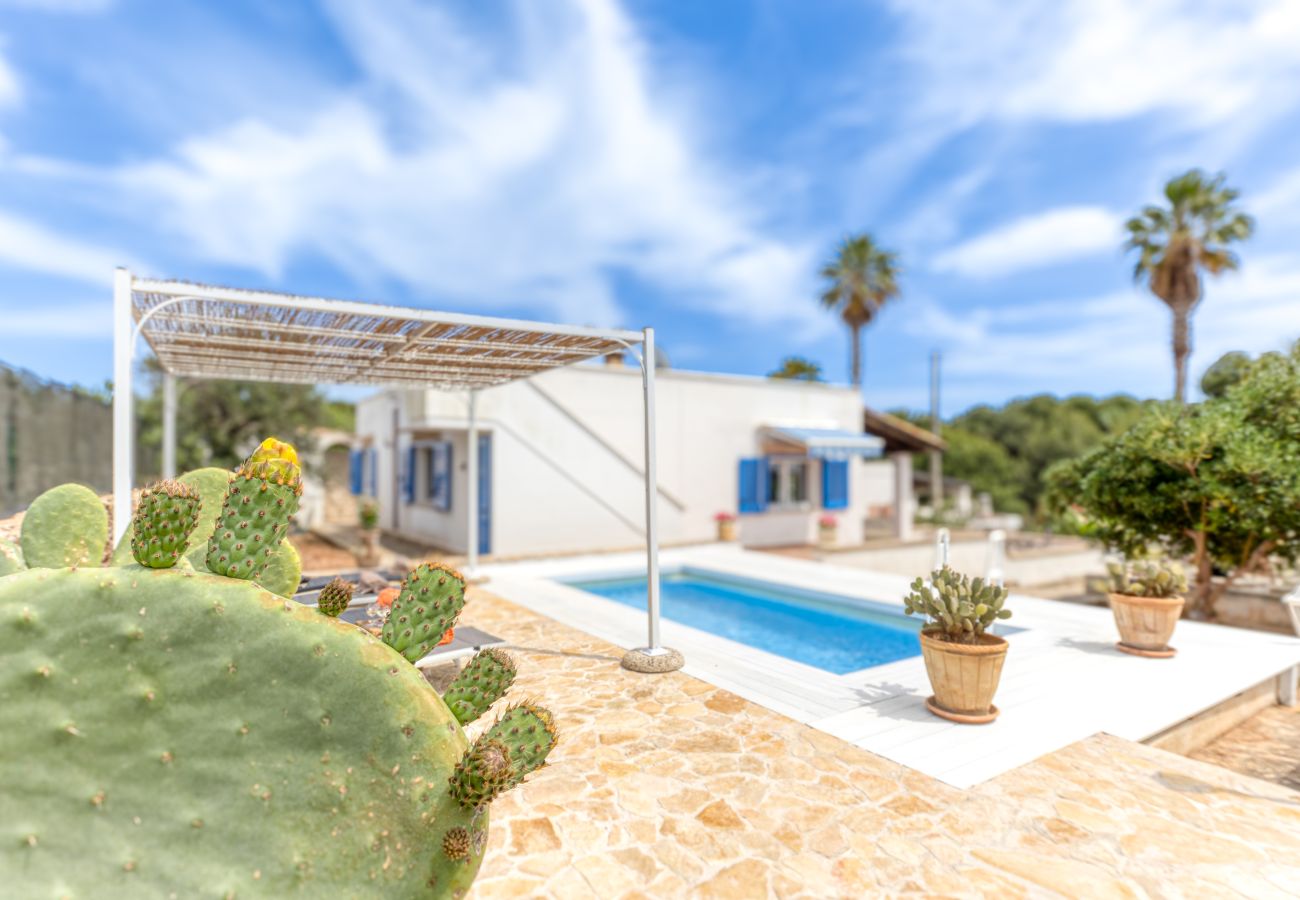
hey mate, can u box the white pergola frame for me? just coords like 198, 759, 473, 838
111, 268, 673, 664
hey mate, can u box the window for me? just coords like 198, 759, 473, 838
413, 441, 453, 511
766, 457, 810, 508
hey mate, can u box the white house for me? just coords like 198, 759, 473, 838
352, 362, 921, 559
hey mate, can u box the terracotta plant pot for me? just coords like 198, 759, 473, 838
919, 630, 1008, 724
1109, 592, 1184, 657
716, 520, 737, 542
818, 526, 837, 551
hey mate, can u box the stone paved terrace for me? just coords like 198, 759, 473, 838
460, 587, 1300, 899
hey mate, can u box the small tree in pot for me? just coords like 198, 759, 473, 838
358, 499, 381, 565
904, 567, 1012, 724
1107, 559, 1187, 657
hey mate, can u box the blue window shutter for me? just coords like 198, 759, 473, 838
431, 442, 453, 512
822, 459, 849, 510
444, 441, 454, 511
367, 448, 377, 496
349, 450, 362, 495
737, 457, 768, 513
403, 446, 416, 503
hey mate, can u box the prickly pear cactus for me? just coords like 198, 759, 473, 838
316, 576, 354, 617
903, 566, 1011, 643
206, 438, 302, 581
0, 439, 557, 898
0, 537, 23, 576
443, 648, 517, 725
130, 479, 201, 568
383, 563, 467, 663
19, 483, 108, 568
1106, 558, 1186, 598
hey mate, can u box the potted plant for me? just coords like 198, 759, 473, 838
1106, 558, 1186, 657
817, 514, 838, 550
904, 567, 1012, 724
358, 499, 381, 565
714, 512, 737, 542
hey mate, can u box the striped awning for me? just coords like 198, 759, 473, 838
761, 426, 885, 460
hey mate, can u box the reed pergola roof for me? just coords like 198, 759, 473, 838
131, 278, 642, 389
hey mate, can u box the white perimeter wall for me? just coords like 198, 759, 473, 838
357, 364, 874, 558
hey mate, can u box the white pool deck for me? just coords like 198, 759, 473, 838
482, 546, 1300, 789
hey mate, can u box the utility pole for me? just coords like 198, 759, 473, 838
929, 350, 943, 512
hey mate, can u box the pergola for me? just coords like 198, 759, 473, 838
111, 268, 680, 671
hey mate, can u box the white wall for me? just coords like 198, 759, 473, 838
358, 364, 878, 557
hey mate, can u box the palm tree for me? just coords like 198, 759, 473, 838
820, 234, 900, 387
768, 356, 823, 382
1124, 170, 1253, 403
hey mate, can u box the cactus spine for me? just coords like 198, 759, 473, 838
382, 563, 466, 663
205, 438, 302, 580
443, 648, 517, 725
130, 480, 201, 568
316, 576, 354, 617
904, 566, 1012, 643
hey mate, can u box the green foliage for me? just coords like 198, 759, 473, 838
359, 499, 380, 530
893, 394, 1148, 518
1200, 350, 1251, 399
134, 356, 353, 476
20, 483, 108, 569
382, 563, 467, 663
1046, 348, 1300, 616
903, 567, 1011, 644
130, 480, 200, 569
443, 648, 518, 726
768, 356, 824, 382
316, 576, 354, 617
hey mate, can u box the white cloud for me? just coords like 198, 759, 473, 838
0, 210, 138, 284
110, 0, 817, 331
890, 0, 1300, 129
0, 301, 110, 338
931, 206, 1122, 279
0, 48, 19, 108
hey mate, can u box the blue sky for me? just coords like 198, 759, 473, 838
1, 0, 1299, 414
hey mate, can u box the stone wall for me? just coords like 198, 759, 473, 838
0, 364, 112, 516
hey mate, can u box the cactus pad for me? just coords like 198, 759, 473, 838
450, 703, 557, 809
0, 537, 23, 576
20, 483, 108, 569
130, 480, 201, 569
255, 537, 302, 598
317, 576, 354, 617
443, 648, 517, 725
0, 566, 490, 897
382, 563, 467, 663
205, 446, 302, 581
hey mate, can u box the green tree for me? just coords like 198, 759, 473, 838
1124, 169, 1254, 404
768, 356, 824, 382
1200, 350, 1251, 398
1046, 349, 1300, 618
135, 357, 352, 477
819, 234, 900, 386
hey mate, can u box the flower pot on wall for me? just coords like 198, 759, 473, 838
716, 519, 737, 542
919, 630, 1008, 724
1109, 592, 1184, 657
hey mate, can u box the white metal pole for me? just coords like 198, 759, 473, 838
620, 327, 680, 673
112, 268, 134, 544
466, 389, 478, 578
162, 372, 177, 479
643, 327, 661, 649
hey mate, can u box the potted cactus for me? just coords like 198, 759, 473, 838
714, 512, 737, 542
1107, 558, 1187, 657
358, 498, 381, 565
904, 567, 1012, 724
0, 438, 555, 897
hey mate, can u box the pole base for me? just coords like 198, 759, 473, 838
620, 647, 684, 674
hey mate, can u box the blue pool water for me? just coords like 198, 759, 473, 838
569, 570, 921, 674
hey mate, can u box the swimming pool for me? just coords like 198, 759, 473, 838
568, 569, 921, 674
